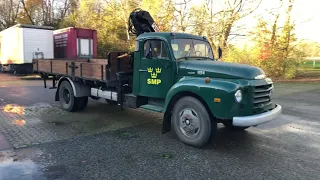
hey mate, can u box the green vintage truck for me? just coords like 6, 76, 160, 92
34, 9, 282, 147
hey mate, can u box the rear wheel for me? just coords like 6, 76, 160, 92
58, 81, 77, 112
172, 96, 214, 147
222, 121, 250, 131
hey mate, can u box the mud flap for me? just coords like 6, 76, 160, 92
162, 110, 172, 133
55, 89, 59, 101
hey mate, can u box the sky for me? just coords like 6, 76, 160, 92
242, 0, 320, 43
187, 0, 320, 45
289, 0, 320, 43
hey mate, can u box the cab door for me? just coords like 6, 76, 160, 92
137, 39, 174, 98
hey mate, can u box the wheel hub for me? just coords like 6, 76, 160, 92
179, 108, 200, 138
62, 89, 70, 104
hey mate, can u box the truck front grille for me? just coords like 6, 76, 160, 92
253, 84, 273, 109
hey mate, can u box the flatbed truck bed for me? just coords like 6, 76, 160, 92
33, 52, 131, 83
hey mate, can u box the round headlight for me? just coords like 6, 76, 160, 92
235, 90, 242, 103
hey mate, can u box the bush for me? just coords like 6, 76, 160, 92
222, 46, 302, 79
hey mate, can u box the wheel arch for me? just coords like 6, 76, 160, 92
162, 91, 215, 134
55, 77, 91, 101
162, 77, 240, 133
55, 77, 75, 101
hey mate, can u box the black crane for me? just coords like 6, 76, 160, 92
128, 8, 160, 37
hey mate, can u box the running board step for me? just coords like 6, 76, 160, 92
140, 104, 164, 112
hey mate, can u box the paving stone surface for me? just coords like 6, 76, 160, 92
0, 102, 163, 149
0, 104, 77, 148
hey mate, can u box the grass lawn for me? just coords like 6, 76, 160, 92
274, 81, 320, 97
295, 60, 320, 78
301, 60, 320, 69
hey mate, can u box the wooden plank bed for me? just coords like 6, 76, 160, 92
33, 52, 131, 82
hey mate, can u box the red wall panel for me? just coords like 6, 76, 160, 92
53, 27, 97, 59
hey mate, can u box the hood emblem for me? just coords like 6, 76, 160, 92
197, 71, 205, 75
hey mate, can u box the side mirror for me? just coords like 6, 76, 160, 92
218, 46, 222, 59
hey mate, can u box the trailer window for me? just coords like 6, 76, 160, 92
77, 38, 93, 58
143, 40, 168, 59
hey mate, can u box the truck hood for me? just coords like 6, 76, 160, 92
179, 60, 265, 80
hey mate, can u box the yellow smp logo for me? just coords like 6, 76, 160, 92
147, 67, 162, 85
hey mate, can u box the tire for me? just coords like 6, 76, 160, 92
172, 96, 214, 147
77, 96, 88, 110
58, 81, 78, 112
222, 121, 250, 131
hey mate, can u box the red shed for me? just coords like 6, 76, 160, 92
53, 27, 97, 59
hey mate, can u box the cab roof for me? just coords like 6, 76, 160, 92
136, 32, 208, 42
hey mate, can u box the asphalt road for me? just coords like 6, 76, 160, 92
0, 73, 320, 180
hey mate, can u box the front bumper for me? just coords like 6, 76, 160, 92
232, 104, 282, 127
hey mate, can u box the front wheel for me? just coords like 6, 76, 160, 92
172, 96, 215, 147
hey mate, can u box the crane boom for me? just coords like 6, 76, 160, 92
128, 9, 160, 37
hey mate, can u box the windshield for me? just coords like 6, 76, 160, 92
171, 39, 214, 60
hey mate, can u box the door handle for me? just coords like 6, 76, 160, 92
139, 69, 148, 72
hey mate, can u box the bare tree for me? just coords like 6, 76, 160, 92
173, 0, 191, 32
201, 0, 263, 48
105, 0, 139, 41
220, 0, 262, 47
20, 0, 39, 25
19, 0, 75, 28
0, 0, 20, 30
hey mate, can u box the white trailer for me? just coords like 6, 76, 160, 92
0, 24, 54, 74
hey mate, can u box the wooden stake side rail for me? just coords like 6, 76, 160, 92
33, 52, 131, 82
33, 59, 108, 81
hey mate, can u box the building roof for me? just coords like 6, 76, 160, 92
53, 27, 97, 33
12, 24, 54, 30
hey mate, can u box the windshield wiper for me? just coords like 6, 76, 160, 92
200, 56, 214, 60
176, 57, 189, 61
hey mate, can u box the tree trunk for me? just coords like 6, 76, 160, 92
223, 21, 233, 47
282, 0, 294, 77
270, 13, 280, 49
21, 0, 35, 25
284, 0, 294, 54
